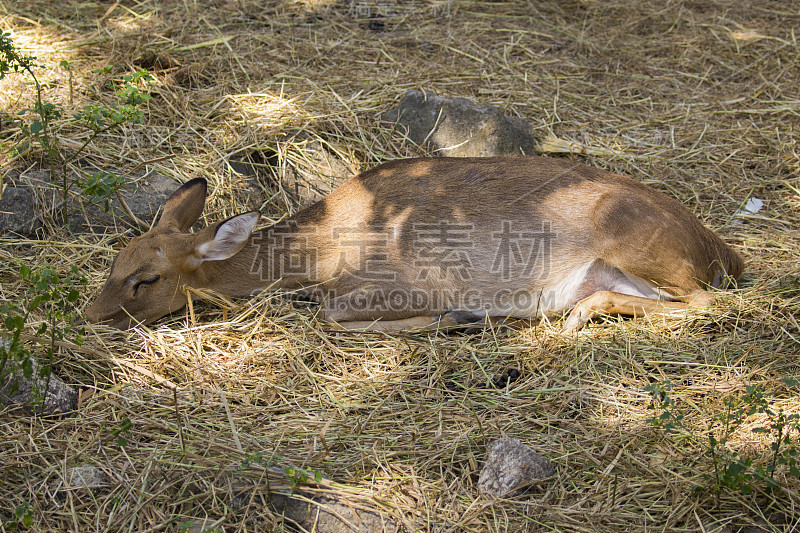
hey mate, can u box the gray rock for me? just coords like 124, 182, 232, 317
0, 342, 78, 416
70, 171, 178, 233
65, 464, 108, 490
0, 186, 42, 237
0, 169, 181, 235
115, 172, 176, 219
48, 464, 110, 504
478, 437, 555, 498
383, 89, 539, 157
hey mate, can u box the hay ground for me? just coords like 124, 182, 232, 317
1, 1, 800, 531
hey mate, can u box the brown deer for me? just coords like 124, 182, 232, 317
85, 156, 743, 332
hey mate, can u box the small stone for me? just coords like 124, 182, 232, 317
49, 464, 109, 498
66, 464, 108, 489
478, 437, 555, 498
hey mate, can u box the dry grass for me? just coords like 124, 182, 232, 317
1, 1, 799, 531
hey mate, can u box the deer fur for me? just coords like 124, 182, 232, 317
85, 156, 743, 332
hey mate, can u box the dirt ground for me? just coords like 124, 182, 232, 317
1, 1, 799, 532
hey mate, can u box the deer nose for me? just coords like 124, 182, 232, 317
84, 303, 101, 324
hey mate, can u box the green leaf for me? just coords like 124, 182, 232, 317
21, 357, 33, 379
726, 463, 743, 477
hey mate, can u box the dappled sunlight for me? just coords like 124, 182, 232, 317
0, 26, 78, 109
223, 91, 318, 139
103, 7, 157, 34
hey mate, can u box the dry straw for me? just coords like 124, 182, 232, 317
1, 1, 799, 531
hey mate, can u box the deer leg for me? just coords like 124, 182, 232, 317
562, 290, 713, 333
331, 315, 446, 331
319, 287, 449, 331
330, 310, 489, 332
331, 311, 526, 333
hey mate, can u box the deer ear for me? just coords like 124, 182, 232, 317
193, 211, 260, 264
156, 178, 208, 232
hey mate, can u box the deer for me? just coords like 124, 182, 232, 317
85, 156, 743, 332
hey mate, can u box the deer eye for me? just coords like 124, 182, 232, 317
133, 275, 161, 295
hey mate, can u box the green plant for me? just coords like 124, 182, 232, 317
643, 380, 684, 432
0, 32, 150, 223
77, 170, 129, 212
283, 465, 324, 488
110, 417, 132, 448
238, 452, 324, 487
0, 264, 86, 412
0, 31, 58, 197
645, 379, 800, 501
751, 380, 800, 492
239, 450, 270, 469
4, 501, 33, 529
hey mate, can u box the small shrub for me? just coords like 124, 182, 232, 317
645, 379, 800, 501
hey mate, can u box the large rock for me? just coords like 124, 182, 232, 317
478, 438, 555, 498
69, 171, 178, 233
383, 89, 539, 157
0, 169, 181, 236
0, 186, 42, 237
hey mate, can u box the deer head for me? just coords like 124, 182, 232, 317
85, 178, 259, 329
